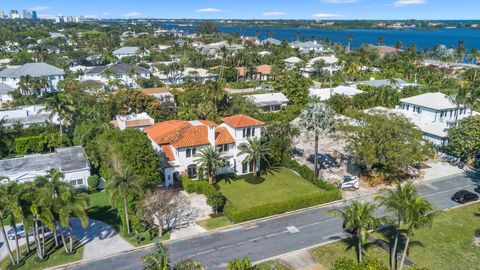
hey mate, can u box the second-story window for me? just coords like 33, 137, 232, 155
186, 148, 191, 158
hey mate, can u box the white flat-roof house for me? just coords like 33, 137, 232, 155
111, 112, 155, 131
353, 78, 414, 89
0, 63, 65, 95
302, 55, 340, 77
309, 85, 364, 101
157, 68, 218, 85
82, 64, 150, 88
290, 41, 326, 53
112, 46, 140, 60
246, 93, 289, 112
366, 92, 478, 146
0, 105, 59, 127
0, 146, 91, 188
145, 115, 264, 186
284, 56, 303, 69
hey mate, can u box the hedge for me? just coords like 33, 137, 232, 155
283, 159, 338, 191
224, 189, 342, 223
15, 135, 45, 155
181, 177, 227, 211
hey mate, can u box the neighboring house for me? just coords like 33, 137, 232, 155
258, 51, 271, 57
241, 36, 259, 44
157, 67, 218, 85
44, 45, 61, 54
284, 56, 302, 68
237, 65, 273, 81
371, 45, 401, 57
301, 55, 339, 77
290, 41, 326, 53
111, 112, 155, 130
0, 105, 59, 127
366, 92, 478, 146
140, 87, 175, 103
261, 38, 281, 45
0, 63, 65, 94
82, 64, 150, 88
309, 85, 364, 101
0, 146, 91, 188
353, 78, 413, 89
144, 114, 264, 186
0, 82, 14, 103
246, 93, 289, 112
113, 46, 140, 59
197, 41, 244, 58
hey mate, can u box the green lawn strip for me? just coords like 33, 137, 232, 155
196, 216, 233, 230
0, 238, 83, 270
124, 231, 171, 247
86, 191, 121, 232
311, 238, 390, 270
256, 260, 292, 270
217, 167, 321, 210
373, 202, 480, 270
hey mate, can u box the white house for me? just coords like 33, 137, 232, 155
0, 82, 14, 103
144, 114, 264, 186
140, 87, 175, 103
0, 63, 65, 94
284, 56, 302, 68
156, 68, 218, 85
290, 41, 326, 53
82, 64, 150, 88
301, 55, 339, 77
0, 146, 91, 188
261, 38, 281, 45
309, 85, 364, 101
111, 112, 155, 131
0, 105, 59, 127
366, 92, 478, 146
353, 78, 414, 89
246, 93, 289, 112
112, 46, 140, 60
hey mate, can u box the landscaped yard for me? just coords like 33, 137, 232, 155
196, 216, 233, 230
311, 238, 390, 270
0, 238, 84, 270
217, 167, 321, 209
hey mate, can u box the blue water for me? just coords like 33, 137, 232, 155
163, 22, 480, 51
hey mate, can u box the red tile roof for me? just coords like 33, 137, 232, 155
215, 127, 235, 145
125, 119, 154, 128
140, 87, 172, 95
221, 114, 264, 128
161, 145, 175, 161
237, 65, 272, 76
372, 45, 400, 55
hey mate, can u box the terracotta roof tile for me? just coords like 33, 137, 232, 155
161, 145, 175, 161
215, 127, 235, 145
140, 87, 172, 95
125, 119, 154, 128
221, 114, 264, 128
256, 65, 272, 75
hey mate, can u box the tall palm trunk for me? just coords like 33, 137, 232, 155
399, 236, 411, 270
391, 224, 401, 270
13, 221, 20, 264
60, 227, 69, 253
0, 218, 16, 266
24, 219, 31, 253
33, 219, 43, 260
41, 225, 46, 258
53, 225, 59, 247
123, 196, 131, 235
252, 159, 258, 177
69, 229, 74, 253
314, 131, 319, 178
358, 239, 362, 263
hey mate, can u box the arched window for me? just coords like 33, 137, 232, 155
187, 164, 197, 179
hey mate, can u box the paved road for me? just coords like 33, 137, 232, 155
68, 174, 479, 270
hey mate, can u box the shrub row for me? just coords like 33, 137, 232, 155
224, 189, 342, 223
283, 159, 338, 191
181, 177, 227, 212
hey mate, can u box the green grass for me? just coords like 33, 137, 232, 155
256, 260, 292, 270
374, 202, 480, 270
125, 231, 171, 247
86, 191, 121, 232
216, 167, 321, 210
196, 216, 233, 230
0, 238, 83, 270
311, 239, 390, 270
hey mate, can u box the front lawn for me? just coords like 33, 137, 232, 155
217, 167, 321, 209
0, 238, 83, 270
86, 191, 121, 232
196, 216, 233, 230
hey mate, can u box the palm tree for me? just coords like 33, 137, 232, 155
127, 67, 137, 87
312, 59, 326, 78
142, 242, 171, 270
375, 181, 417, 270
0, 185, 17, 266
377, 36, 385, 46
17, 182, 34, 254
219, 46, 229, 81
448, 83, 468, 123
173, 259, 205, 270
468, 48, 479, 64
238, 137, 269, 177
58, 191, 89, 253
330, 201, 381, 263
395, 41, 403, 51
399, 196, 434, 270
347, 34, 353, 53
107, 168, 141, 235
4, 182, 26, 264
227, 257, 257, 270
42, 93, 76, 136
299, 103, 335, 178
194, 146, 226, 185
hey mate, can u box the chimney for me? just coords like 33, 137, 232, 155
208, 125, 215, 147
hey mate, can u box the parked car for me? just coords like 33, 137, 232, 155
451, 190, 479, 204
341, 176, 359, 190
7, 225, 26, 240
307, 153, 339, 168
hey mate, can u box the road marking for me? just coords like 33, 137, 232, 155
286, 226, 299, 233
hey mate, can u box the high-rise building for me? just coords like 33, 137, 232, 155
0, 11, 5, 19
31, 11, 37, 20
22, 10, 28, 19
10, 10, 20, 19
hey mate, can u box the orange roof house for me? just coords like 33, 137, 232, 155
221, 114, 264, 128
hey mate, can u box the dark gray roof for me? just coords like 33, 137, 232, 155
0, 146, 90, 179
0, 83, 14, 95
0, 63, 64, 78
85, 64, 150, 76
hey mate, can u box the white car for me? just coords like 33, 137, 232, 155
341, 176, 359, 190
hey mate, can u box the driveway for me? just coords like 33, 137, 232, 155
71, 218, 133, 260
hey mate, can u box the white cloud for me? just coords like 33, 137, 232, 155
123, 12, 141, 17
394, 0, 427, 7
196, 8, 223, 13
312, 13, 344, 18
321, 0, 358, 3
263, 11, 286, 17
30, 6, 50, 11
101, 12, 110, 16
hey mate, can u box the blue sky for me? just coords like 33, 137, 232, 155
0, 0, 478, 20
